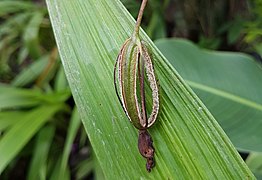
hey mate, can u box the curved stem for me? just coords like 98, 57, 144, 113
133, 0, 148, 37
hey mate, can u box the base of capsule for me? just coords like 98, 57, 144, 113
138, 129, 155, 172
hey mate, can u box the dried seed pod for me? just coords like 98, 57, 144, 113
140, 42, 159, 128
113, 0, 159, 172
114, 38, 159, 172
114, 39, 159, 130
138, 129, 155, 172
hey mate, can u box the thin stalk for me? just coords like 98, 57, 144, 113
133, 0, 148, 38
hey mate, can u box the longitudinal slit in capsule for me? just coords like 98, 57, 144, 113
137, 52, 148, 128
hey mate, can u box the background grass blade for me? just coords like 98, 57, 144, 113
0, 1, 35, 16
0, 104, 63, 173
54, 107, 81, 180
27, 125, 55, 180
0, 111, 23, 131
0, 84, 70, 109
11, 55, 49, 87
46, 0, 254, 179
155, 38, 262, 152
0, 84, 42, 109
23, 11, 44, 59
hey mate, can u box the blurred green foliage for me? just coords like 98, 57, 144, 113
244, 0, 262, 56
0, 1, 99, 179
124, 0, 262, 54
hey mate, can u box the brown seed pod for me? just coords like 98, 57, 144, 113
113, 0, 159, 172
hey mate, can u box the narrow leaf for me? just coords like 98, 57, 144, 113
0, 111, 23, 131
27, 125, 55, 180
56, 107, 81, 180
11, 55, 49, 87
0, 84, 43, 109
23, 11, 44, 59
0, 104, 63, 173
0, 1, 35, 16
0, 84, 70, 110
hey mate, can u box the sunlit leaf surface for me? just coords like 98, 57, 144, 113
46, 0, 254, 179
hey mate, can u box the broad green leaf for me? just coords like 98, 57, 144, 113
94, 157, 105, 180
27, 125, 55, 180
0, 104, 63, 173
46, 0, 254, 179
155, 38, 262, 152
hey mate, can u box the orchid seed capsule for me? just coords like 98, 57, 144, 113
114, 37, 159, 172
113, 0, 159, 172
114, 39, 159, 130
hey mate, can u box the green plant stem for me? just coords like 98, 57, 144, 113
133, 0, 148, 38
